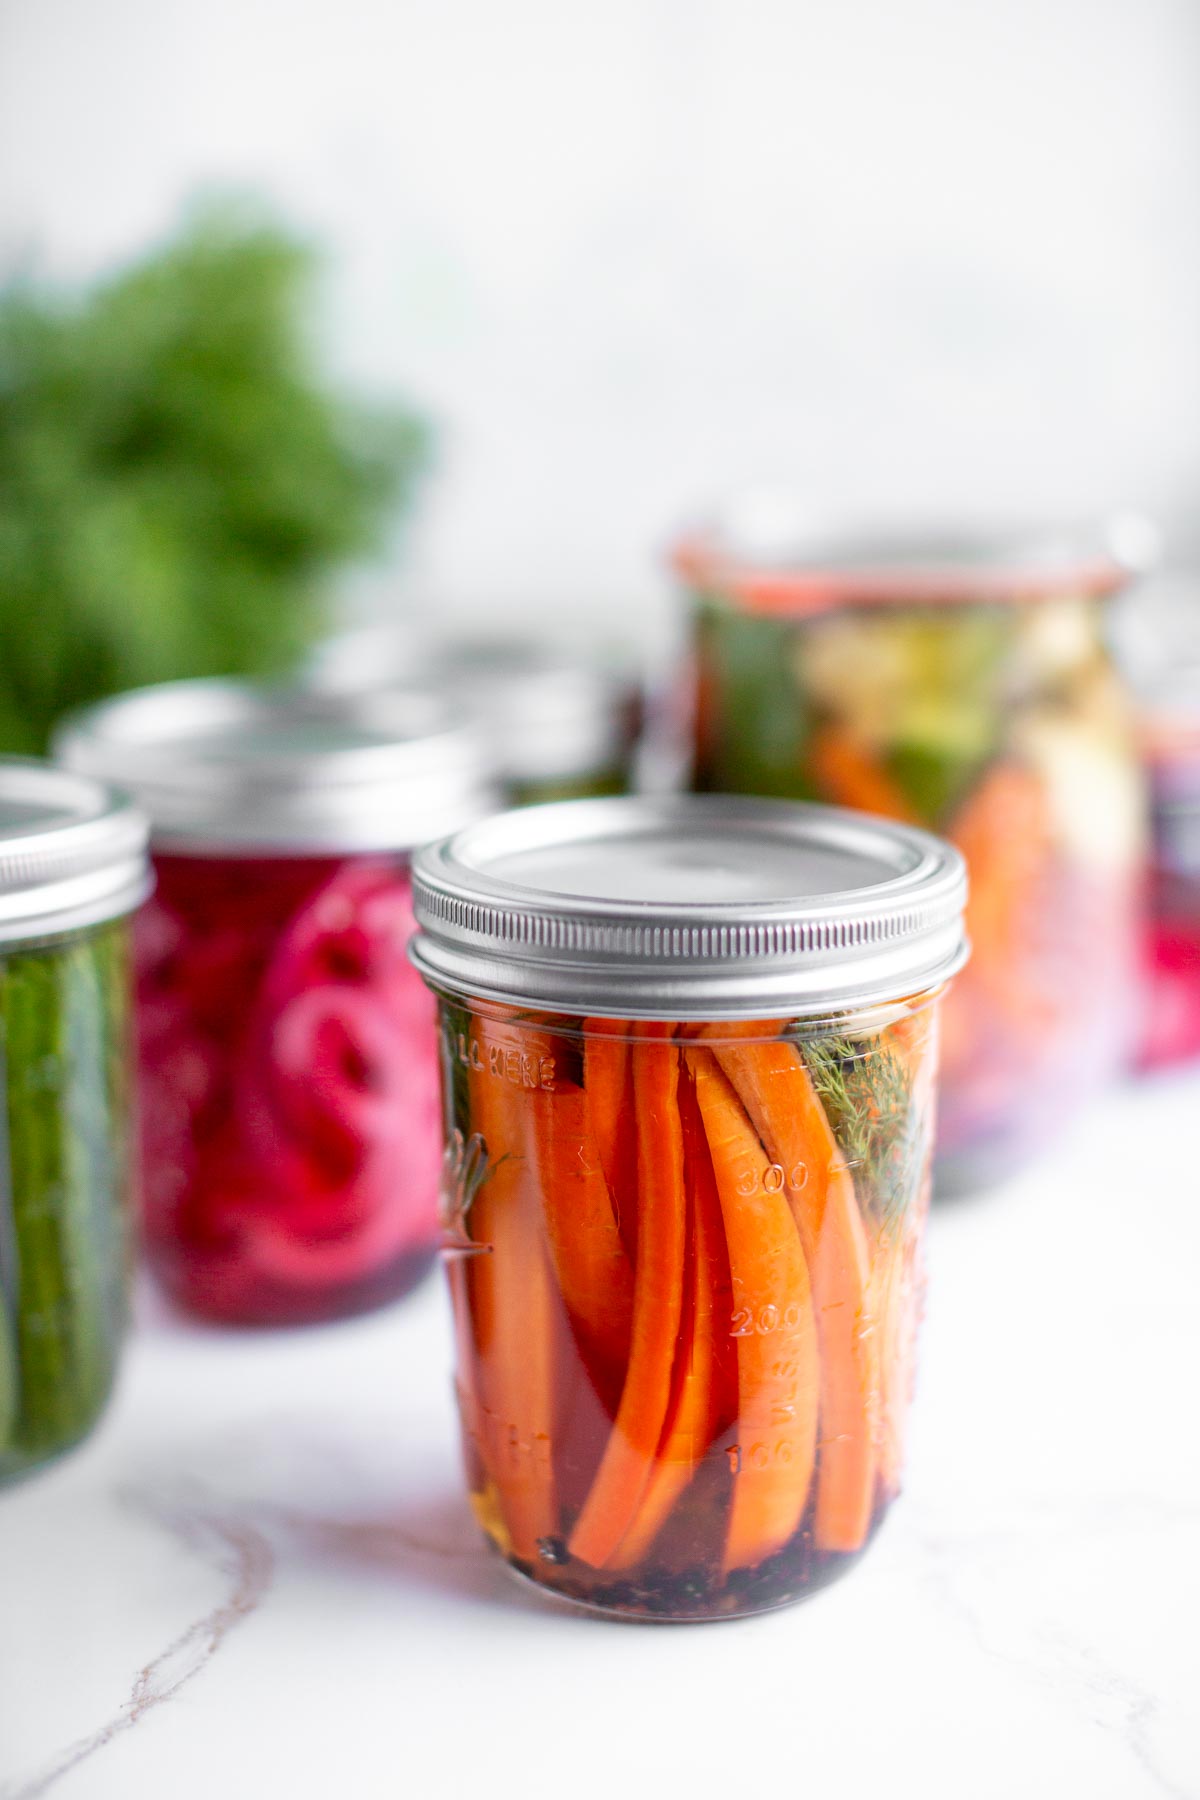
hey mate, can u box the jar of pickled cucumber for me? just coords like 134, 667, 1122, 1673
55, 681, 495, 1326
411, 795, 967, 1620
677, 505, 1148, 1190
309, 626, 644, 805
0, 760, 148, 1483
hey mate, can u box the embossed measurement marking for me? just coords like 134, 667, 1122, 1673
731, 1300, 808, 1337
451, 1033, 556, 1092
733, 1158, 810, 1196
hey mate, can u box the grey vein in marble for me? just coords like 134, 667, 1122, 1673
1, 1491, 274, 1800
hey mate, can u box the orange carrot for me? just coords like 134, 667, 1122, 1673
704, 1027, 879, 1553
949, 761, 1055, 1021
583, 1019, 628, 1187
609, 1066, 733, 1567
809, 725, 922, 824
466, 1017, 558, 1564
935, 760, 1058, 1095
568, 1024, 687, 1570
687, 1048, 819, 1572
583, 1018, 638, 1261
530, 1079, 634, 1384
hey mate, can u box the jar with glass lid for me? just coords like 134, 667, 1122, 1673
1, 760, 147, 1482
55, 681, 495, 1325
411, 794, 967, 1620
677, 501, 1148, 1190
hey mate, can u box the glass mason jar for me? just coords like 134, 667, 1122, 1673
411, 795, 968, 1620
0, 760, 148, 1483
1135, 673, 1200, 1069
56, 682, 495, 1326
308, 626, 644, 805
677, 506, 1147, 1190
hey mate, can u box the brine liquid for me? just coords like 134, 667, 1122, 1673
439, 1002, 936, 1620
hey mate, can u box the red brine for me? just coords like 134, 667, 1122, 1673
138, 852, 441, 1322
1135, 714, 1200, 1072
1139, 871, 1200, 1070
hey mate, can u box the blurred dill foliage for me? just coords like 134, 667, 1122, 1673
0, 202, 428, 752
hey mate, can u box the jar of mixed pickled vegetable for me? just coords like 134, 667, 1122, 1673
309, 626, 644, 805
677, 505, 1147, 1190
411, 795, 967, 1620
56, 682, 494, 1326
0, 760, 148, 1483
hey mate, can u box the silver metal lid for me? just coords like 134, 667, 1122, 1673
411, 795, 968, 1019
675, 493, 1156, 610
308, 627, 641, 785
53, 679, 497, 855
0, 759, 150, 947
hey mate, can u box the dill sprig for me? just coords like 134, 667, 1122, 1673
0, 201, 427, 753
799, 1031, 923, 1226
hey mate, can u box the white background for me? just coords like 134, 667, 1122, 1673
2, 0, 1198, 649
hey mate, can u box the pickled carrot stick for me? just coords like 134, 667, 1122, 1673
582, 1018, 628, 1190
583, 1018, 638, 1261
809, 726, 922, 825
531, 1080, 634, 1379
948, 760, 1056, 1030
704, 1027, 879, 1553
568, 1024, 687, 1570
466, 1022, 558, 1565
687, 1049, 818, 1572
608, 1069, 731, 1567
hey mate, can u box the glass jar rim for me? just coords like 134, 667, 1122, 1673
435, 984, 946, 1040
673, 497, 1154, 616
53, 678, 498, 854
0, 757, 150, 946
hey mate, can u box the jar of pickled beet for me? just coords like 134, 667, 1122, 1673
411, 795, 967, 1620
0, 760, 147, 1482
1134, 670, 1200, 1069
55, 681, 494, 1326
676, 503, 1148, 1191
310, 626, 644, 805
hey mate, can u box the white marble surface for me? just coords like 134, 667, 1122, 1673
2, 1069, 1198, 1800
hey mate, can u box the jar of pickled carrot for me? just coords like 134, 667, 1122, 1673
55, 681, 494, 1325
676, 503, 1148, 1191
411, 795, 968, 1620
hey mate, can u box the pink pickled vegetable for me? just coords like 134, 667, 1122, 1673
137, 852, 440, 1324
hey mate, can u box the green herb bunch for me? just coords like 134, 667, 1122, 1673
0, 201, 428, 752
801, 1031, 924, 1226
